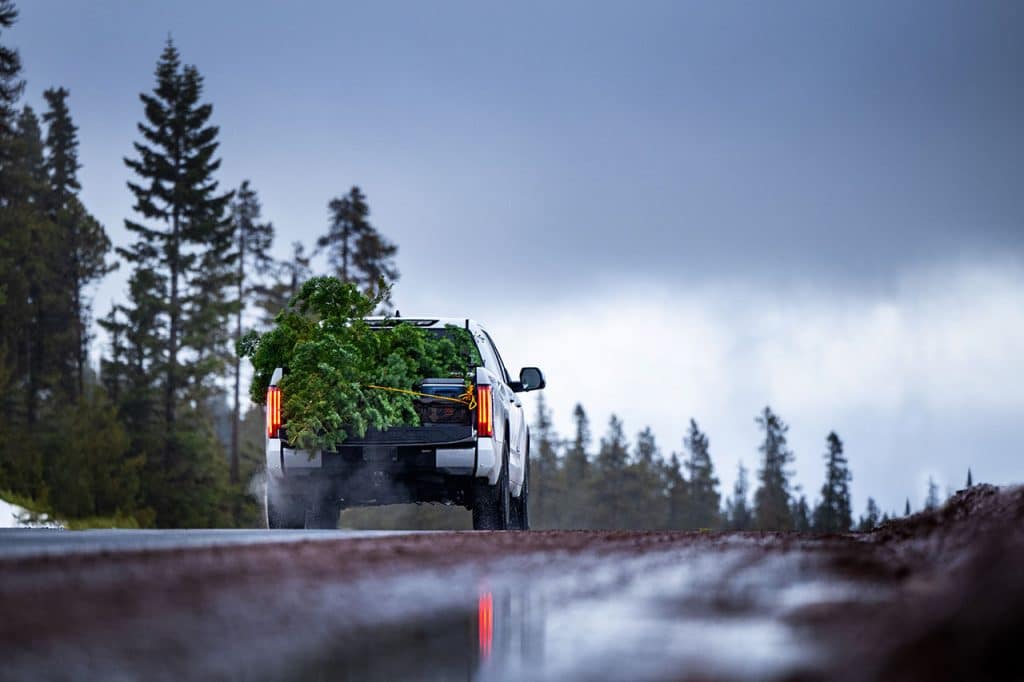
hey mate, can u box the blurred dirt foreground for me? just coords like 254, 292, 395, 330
0, 485, 1021, 681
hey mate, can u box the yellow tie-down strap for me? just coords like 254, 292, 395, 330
366, 383, 477, 410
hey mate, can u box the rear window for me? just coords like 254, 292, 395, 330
368, 323, 484, 371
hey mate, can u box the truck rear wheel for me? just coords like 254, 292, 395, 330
266, 477, 305, 530
472, 442, 510, 530
305, 491, 342, 529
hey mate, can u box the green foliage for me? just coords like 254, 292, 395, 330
239, 276, 480, 451
0, 0, 24, 135
858, 497, 881, 531
725, 461, 753, 530
681, 419, 721, 529
587, 414, 631, 528
754, 406, 795, 531
318, 186, 399, 309
529, 393, 563, 529
812, 431, 853, 532
253, 241, 312, 327
42, 389, 143, 520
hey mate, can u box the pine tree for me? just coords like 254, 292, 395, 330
904, 498, 911, 516
726, 461, 752, 530
624, 426, 666, 529
753, 406, 795, 531
530, 393, 562, 529
589, 414, 630, 528
318, 186, 399, 307
119, 40, 234, 526
562, 403, 591, 528
42, 87, 114, 399
665, 452, 688, 529
228, 180, 274, 483
253, 240, 311, 326
925, 476, 940, 510
811, 431, 853, 532
5, 107, 55, 427
791, 493, 811, 532
858, 497, 880, 531
0, 0, 23, 136
121, 39, 233, 445
682, 419, 721, 529
966, 468, 973, 488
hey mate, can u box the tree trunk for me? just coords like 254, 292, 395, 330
166, 209, 179, 468
230, 230, 244, 484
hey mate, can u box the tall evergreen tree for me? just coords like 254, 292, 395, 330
624, 426, 666, 529
5, 107, 54, 427
530, 393, 561, 529
121, 39, 233, 449
858, 497, 880, 531
589, 414, 630, 528
726, 461, 752, 530
791, 493, 811, 532
42, 87, 114, 398
228, 180, 274, 483
562, 403, 591, 528
0, 106, 53, 494
753, 406, 795, 531
565, 404, 590, 480
904, 498, 911, 516
665, 452, 688, 529
966, 468, 973, 488
0, 0, 23, 136
682, 419, 720, 529
811, 431, 853, 532
119, 40, 233, 526
925, 476, 940, 510
318, 186, 399, 307
253, 240, 311, 326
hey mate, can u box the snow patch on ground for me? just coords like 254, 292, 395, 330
0, 497, 31, 528
0, 496, 62, 529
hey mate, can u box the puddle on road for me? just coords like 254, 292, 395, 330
277, 545, 874, 681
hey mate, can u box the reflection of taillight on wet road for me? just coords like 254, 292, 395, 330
478, 591, 493, 659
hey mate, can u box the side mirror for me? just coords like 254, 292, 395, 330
516, 367, 546, 392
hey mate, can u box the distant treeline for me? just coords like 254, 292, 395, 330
352, 398, 963, 532
0, 5, 396, 527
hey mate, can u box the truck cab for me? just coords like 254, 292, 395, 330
264, 318, 546, 530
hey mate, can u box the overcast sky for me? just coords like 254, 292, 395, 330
11, 1, 1023, 515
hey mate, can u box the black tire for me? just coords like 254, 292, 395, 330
305, 494, 342, 530
472, 441, 511, 530
510, 440, 530, 531
266, 477, 305, 529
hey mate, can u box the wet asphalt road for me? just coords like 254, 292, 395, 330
0, 528, 421, 559
0, 486, 1021, 682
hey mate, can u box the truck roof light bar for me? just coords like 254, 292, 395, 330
365, 319, 438, 327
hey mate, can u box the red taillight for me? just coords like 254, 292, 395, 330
266, 386, 281, 438
476, 385, 493, 437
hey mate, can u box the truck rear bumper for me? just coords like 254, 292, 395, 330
266, 436, 499, 482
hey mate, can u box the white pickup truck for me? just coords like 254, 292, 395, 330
263, 317, 546, 530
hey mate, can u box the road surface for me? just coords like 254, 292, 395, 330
0, 485, 1020, 681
